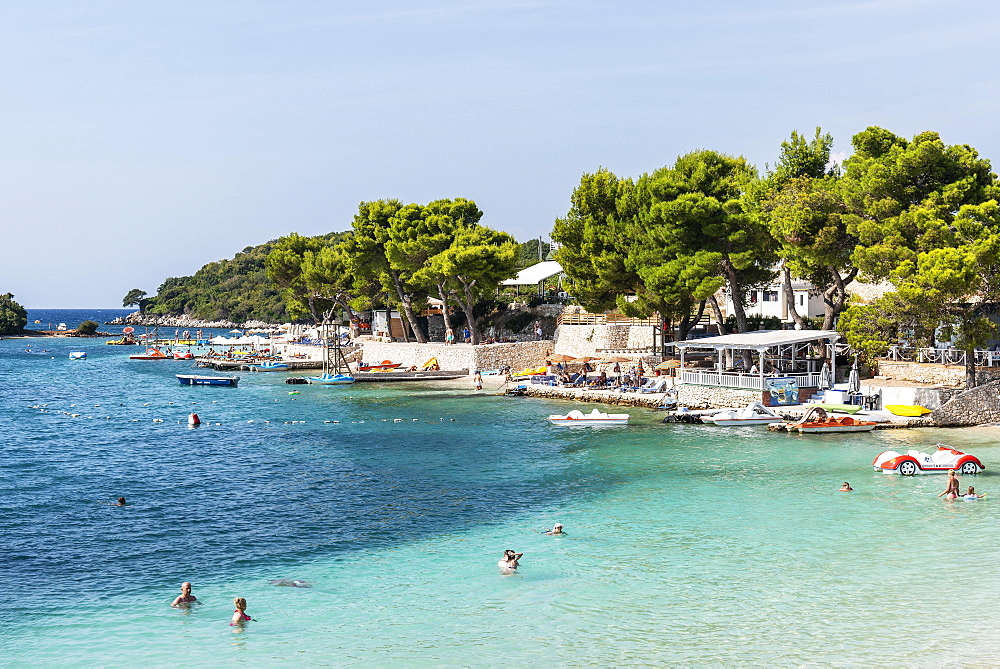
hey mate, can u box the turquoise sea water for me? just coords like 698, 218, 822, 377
3, 312, 1000, 665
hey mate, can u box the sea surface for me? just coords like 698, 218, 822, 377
2, 310, 1000, 665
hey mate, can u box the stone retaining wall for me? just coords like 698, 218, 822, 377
520, 385, 667, 408
930, 380, 1000, 426
358, 340, 555, 372
553, 324, 655, 357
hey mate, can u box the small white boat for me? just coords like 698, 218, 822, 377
707, 402, 783, 426
68, 351, 87, 360
305, 373, 355, 385
548, 408, 630, 426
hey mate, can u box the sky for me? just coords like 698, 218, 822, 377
2, 0, 999, 308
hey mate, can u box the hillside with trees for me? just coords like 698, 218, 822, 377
0, 293, 27, 335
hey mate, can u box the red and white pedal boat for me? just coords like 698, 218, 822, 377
548, 408, 630, 426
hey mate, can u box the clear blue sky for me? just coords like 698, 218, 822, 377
2, 0, 998, 307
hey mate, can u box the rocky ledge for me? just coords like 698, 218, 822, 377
106, 311, 280, 329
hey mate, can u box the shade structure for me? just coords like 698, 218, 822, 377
547, 353, 575, 362
847, 358, 861, 394
656, 360, 682, 370
570, 357, 595, 364
819, 361, 832, 390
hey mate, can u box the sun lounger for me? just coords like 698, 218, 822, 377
640, 379, 669, 393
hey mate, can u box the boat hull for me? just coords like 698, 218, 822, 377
177, 375, 240, 387
250, 364, 289, 372
548, 418, 629, 426
796, 424, 876, 433
305, 374, 355, 385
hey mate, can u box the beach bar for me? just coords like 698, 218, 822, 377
672, 330, 840, 397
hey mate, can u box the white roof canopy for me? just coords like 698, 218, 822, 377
672, 330, 840, 352
501, 261, 563, 286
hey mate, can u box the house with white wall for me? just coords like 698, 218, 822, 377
722, 277, 826, 324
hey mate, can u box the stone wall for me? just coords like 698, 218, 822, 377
877, 362, 1000, 387
553, 324, 654, 357
357, 340, 554, 372
676, 385, 821, 409
930, 380, 1000, 426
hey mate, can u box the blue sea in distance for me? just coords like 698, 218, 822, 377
3, 310, 1000, 665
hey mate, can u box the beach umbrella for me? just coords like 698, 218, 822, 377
570, 357, 595, 364
655, 360, 681, 370
819, 361, 832, 390
547, 353, 575, 362
848, 357, 861, 394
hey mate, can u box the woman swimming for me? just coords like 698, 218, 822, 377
498, 549, 522, 572
231, 597, 254, 625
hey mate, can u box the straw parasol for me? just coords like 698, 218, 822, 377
547, 353, 575, 362
570, 357, 595, 364
655, 360, 681, 370
599, 356, 632, 364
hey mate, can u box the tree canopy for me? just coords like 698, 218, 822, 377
0, 293, 27, 335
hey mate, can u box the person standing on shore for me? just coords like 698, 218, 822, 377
445, 327, 455, 345
171, 582, 197, 607
462, 326, 471, 343
473, 370, 483, 390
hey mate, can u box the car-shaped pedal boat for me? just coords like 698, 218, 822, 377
873, 445, 985, 476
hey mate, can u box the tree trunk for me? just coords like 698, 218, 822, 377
822, 267, 858, 331
708, 294, 728, 336
721, 260, 749, 333
676, 300, 706, 342
457, 276, 481, 344
781, 263, 809, 329
389, 271, 424, 343
436, 283, 454, 335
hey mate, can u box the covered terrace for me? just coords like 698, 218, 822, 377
672, 330, 840, 391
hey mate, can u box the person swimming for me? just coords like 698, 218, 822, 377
838, 482, 853, 492
964, 486, 985, 500
544, 523, 565, 535
498, 549, 522, 572
171, 582, 197, 607
116, 497, 127, 506
231, 597, 255, 625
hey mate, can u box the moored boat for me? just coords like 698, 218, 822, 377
357, 360, 401, 371
803, 402, 862, 414
305, 372, 355, 385
173, 350, 195, 360
177, 374, 240, 387
884, 404, 932, 417
707, 402, 784, 426
548, 408, 630, 426
129, 347, 172, 360
770, 406, 877, 433
249, 362, 290, 371
68, 351, 87, 360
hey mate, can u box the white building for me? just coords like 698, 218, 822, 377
722, 277, 826, 324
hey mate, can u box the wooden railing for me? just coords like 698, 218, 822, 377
557, 312, 660, 326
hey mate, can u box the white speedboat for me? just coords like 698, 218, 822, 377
548, 408, 630, 426
707, 402, 783, 426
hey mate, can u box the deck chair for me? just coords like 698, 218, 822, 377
640, 379, 668, 393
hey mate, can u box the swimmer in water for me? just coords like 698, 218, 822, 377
964, 486, 985, 499
838, 482, 853, 492
171, 582, 197, 607
269, 579, 312, 588
544, 523, 565, 535
116, 497, 127, 506
498, 549, 522, 572
938, 470, 960, 499
231, 597, 254, 625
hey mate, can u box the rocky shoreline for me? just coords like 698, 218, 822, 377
107, 311, 281, 329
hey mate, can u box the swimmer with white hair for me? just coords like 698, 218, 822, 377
544, 523, 565, 535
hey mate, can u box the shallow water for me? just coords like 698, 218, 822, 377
2, 318, 999, 665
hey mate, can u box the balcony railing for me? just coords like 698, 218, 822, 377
884, 346, 1000, 367
679, 370, 822, 390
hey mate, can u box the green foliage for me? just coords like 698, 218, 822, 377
77, 320, 99, 335
837, 302, 897, 365
516, 239, 551, 269
0, 293, 27, 335
723, 315, 783, 332
122, 289, 152, 313
148, 240, 310, 323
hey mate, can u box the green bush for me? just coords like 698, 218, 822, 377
0, 293, 27, 335
77, 320, 99, 335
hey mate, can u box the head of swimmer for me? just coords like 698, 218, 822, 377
117, 497, 126, 506
181, 582, 192, 594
